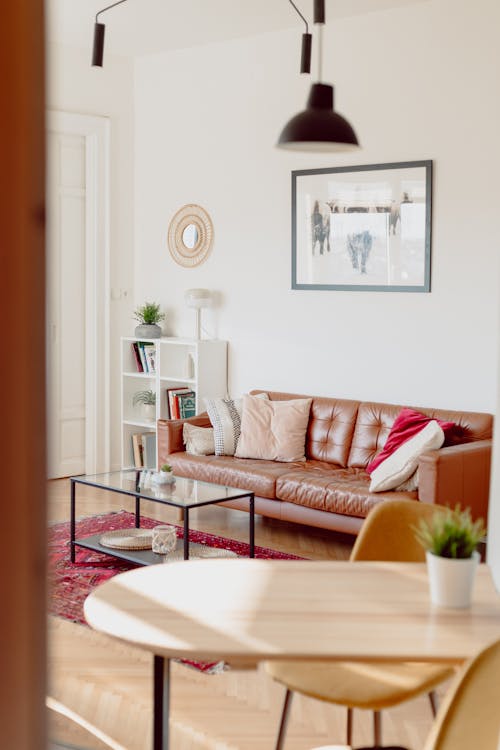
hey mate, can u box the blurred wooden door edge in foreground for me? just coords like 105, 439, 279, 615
0, 2, 47, 748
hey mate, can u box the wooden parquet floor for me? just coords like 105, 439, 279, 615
47, 478, 449, 750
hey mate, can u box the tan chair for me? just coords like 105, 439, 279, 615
266, 499, 456, 749
308, 638, 500, 750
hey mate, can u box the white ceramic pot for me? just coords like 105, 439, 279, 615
142, 403, 156, 421
426, 550, 480, 608
159, 471, 175, 484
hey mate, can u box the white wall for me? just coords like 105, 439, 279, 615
47, 44, 134, 468
134, 0, 500, 414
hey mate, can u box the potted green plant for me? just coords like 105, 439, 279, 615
133, 301, 165, 339
132, 389, 156, 421
414, 505, 485, 608
153, 463, 175, 485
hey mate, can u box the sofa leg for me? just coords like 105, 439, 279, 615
373, 710, 382, 746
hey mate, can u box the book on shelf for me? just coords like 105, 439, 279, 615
131, 343, 144, 372
142, 432, 156, 469
165, 386, 192, 419
177, 390, 196, 419
131, 431, 156, 468
131, 433, 144, 467
143, 344, 156, 374
137, 342, 149, 372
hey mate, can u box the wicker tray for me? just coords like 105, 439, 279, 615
99, 528, 154, 550
160, 545, 238, 562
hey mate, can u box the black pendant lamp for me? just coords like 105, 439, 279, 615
277, 0, 359, 152
92, 0, 129, 67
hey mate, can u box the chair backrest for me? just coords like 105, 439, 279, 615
350, 499, 447, 562
423, 639, 500, 750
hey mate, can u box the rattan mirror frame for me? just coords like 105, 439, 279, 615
167, 204, 214, 267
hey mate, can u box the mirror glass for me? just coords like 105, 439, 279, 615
182, 224, 198, 249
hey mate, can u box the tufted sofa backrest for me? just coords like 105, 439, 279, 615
347, 401, 493, 468
251, 390, 493, 470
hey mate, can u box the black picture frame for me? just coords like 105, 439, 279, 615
291, 160, 432, 292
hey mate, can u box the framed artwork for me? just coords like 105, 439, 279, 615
292, 160, 432, 292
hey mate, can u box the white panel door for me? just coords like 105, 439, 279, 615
47, 132, 87, 478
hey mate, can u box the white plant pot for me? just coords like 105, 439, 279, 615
426, 550, 480, 608
142, 403, 156, 421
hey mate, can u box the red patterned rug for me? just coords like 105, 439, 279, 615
49, 510, 302, 673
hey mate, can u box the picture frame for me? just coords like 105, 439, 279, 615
291, 160, 432, 292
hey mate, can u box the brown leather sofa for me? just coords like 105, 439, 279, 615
157, 390, 493, 535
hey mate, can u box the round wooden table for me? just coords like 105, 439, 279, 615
84, 559, 500, 749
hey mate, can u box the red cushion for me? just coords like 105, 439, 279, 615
366, 408, 456, 474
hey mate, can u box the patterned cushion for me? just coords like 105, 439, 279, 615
205, 393, 268, 456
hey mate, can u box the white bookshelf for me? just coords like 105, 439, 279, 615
120, 336, 227, 469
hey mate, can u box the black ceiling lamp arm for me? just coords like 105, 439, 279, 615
287, 0, 312, 74
92, 0, 129, 67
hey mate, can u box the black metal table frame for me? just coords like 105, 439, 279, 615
70, 473, 255, 564
70, 472, 255, 750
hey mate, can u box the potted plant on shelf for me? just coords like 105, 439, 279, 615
133, 301, 165, 339
132, 389, 156, 421
414, 505, 486, 608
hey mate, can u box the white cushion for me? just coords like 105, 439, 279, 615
369, 420, 444, 492
183, 423, 215, 456
235, 395, 312, 462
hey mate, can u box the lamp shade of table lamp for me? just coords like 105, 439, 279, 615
185, 289, 212, 339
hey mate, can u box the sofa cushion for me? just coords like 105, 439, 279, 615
276, 464, 417, 518
251, 391, 360, 467
236, 396, 312, 462
347, 401, 494, 468
367, 408, 456, 474
205, 393, 269, 456
166, 451, 300, 500
369, 420, 445, 492
183, 423, 215, 456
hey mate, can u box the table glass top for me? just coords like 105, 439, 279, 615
72, 470, 251, 508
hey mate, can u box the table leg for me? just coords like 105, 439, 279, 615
70, 479, 76, 563
153, 655, 170, 750
135, 496, 141, 528
249, 494, 255, 558
183, 508, 190, 560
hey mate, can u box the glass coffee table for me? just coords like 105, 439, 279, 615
70, 470, 255, 565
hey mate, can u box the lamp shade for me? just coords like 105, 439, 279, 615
184, 288, 212, 309
92, 22, 105, 67
277, 83, 359, 152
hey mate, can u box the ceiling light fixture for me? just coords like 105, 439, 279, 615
92, 0, 129, 67
277, 0, 360, 153
288, 0, 312, 74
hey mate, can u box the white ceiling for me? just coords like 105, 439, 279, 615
47, 0, 427, 57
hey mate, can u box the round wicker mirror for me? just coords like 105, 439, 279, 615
168, 204, 214, 267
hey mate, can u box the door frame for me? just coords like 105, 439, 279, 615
47, 110, 110, 475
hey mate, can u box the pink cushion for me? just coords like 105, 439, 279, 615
235, 395, 312, 462
366, 408, 456, 474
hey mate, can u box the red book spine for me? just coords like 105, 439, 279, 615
131, 342, 143, 372
172, 394, 180, 419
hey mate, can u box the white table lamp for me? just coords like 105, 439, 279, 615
184, 288, 212, 339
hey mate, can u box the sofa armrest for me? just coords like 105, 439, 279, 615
157, 413, 212, 462
418, 439, 492, 521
